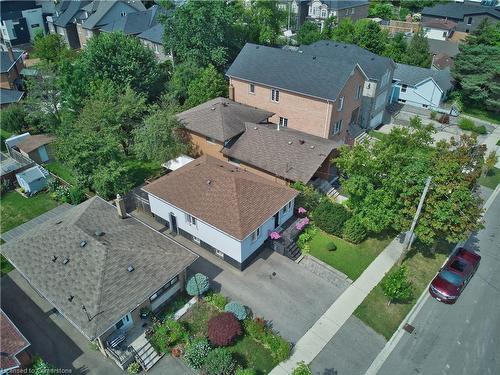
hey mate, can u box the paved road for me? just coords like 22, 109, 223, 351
377, 191, 500, 375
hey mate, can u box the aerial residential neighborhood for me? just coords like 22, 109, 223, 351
0, 1, 499, 375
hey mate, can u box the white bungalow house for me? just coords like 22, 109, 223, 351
390, 63, 454, 109
143, 155, 298, 270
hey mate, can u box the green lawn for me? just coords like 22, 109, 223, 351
1, 254, 14, 276
309, 231, 393, 280
462, 107, 500, 125
1, 128, 13, 152
0, 191, 59, 234
354, 241, 453, 339
478, 168, 500, 189
368, 130, 388, 142
44, 161, 77, 185
181, 301, 275, 374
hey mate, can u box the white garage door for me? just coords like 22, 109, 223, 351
369, 112, 384, 128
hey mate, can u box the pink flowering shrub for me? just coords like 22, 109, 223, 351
269, 231, 281, 240
298, 207, 307, 214
295, 217, 310, 231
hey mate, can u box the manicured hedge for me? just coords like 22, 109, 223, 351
312, 200, 351, 236
207, 312, 242, 346
342, 216, 367, 244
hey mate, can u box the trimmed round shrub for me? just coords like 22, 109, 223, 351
127, 361, 140, 374
236, 368, 257, 375
186, 273, 210, 297
342, 216, 367, 244
204, 291, 228, 310
327, 241, 337, 251
292, 361, 312, 375
150, 318, 188, 353
312, 200, 351, 236
207, 312, 242, 346
203, 348, 236, 375
382, 265, 413, 304
184, 338, 211, 369
224, 301, 247, 320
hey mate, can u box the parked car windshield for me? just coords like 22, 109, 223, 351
439, 270, 464, 286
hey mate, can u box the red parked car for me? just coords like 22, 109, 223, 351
429, 247, 481, 304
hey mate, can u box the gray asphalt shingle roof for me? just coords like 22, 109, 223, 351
1, 196, 197, 340
421, 2, 500, 20
81, 0, 146, 29
177, 97, 274, 143
0, 50, 23, 73
137, 23, 164, 44
317, 0, 369, 10
0, 88, 24, 105
100, 4, 161, 35
223, 123, 341, 183
52, 1, 92, 27
394, 63, 453, 93
227, 43, 363, 101
427, 39, 460, 57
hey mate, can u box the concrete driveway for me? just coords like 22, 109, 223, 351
187, 243, 350, 344
0, 271, 191, 375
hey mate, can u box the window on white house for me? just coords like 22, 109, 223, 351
121, 11, 127, 16
279, 117, 288, 127
401, 84, 407, 93
308, 6, 312, 15
206, 137, 216, 144
154, 44, 160, 54
282, 201, 292, 214
251, 227, 261, 241
467, 16, 472, 25
332, 119, 342, 135
215, 249, 224, 258
355, 85, 362, 99
192, 236, 200, 244
185, 213, 197, 226
338, 96, 344, 111
321, 9, 327, 18
228, 157, 241, 165
149, 276, 179, 302
271, 89, 280, 102
442, 31, 447, 37
249, 83, 255, 94
351, 7, 355, 14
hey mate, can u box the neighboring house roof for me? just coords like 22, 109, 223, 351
81, 0, 146, 29
299, 40, 394, 82
0, 310, 30, 373
16, 134, 55, 154
52, 1, 92, 27
432, 53, 454, 70
394, 63, 454, 93
137, 23, 164, 44
177, 97, 274, 143
0, 50, 23, 73
427, 39, 460, 57
143, 155, 298, 241
423, 19, 457, 30
421, 2, 500, 20
16, 165, 49, 184
227, 43, 365, 102
0, 88, 24, 105
223, 123, 340, 183
0, 196, 197, 340
100, 4, 163, 35
311, 0, 370, 10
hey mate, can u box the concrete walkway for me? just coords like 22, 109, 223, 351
270, 236, 405, 374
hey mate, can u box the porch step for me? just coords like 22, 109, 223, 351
327, 186, 340, 198
286, 243, 302, 261
354, 131, 376, 145
135, 340, 162, 371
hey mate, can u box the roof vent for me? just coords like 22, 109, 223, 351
326, 42, 329, 46
55, 220, 62, 225
256, 46, 259, 49
312, 56, 316, 60
310, 145, 315, 149
344, 45, 347, 48
299, 139, 305, 145
127, 265, 135, 272
371, 57, 375, 61
52, 255, 58, 262
254, 126, 258, 130
63, 257, 70, 265
288, 141, 293, 145
335, 44, 339, 47
68, 295, 74, 302
80, 240, 87, 248
210, 107, 216, 110
207, 179, 212, 185
94, 230, 105, 237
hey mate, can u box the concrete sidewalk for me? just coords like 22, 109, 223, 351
270, 235, 405, 374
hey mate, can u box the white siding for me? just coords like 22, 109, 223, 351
396, 78, 443, 108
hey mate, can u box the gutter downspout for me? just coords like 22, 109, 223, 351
324, 100, 333, 138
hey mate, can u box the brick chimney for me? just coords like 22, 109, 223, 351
115, 194, 127, 219
228, 84, 234, 101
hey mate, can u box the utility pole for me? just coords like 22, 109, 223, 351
399, 176, 432, 265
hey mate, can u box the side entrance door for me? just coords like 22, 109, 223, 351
274, 211, 280, 228
170, 213, 178, 234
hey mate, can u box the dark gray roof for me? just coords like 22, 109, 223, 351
314, 0, 369, 10
177, 97, 274, 143
421, 2, 500, 20
300, 40, 394, 82
137, 23, 164, 44
223, 123, 341, 183
227, 43, 364, 101
81, 0, 146, 29
394, 63, 453, 93
0, 88, 24, 105
0, 50, 23, 73
99, 4, 162, 34
52, 1, 92, 27
1, 196, 197, 340
427, 39, 460, 57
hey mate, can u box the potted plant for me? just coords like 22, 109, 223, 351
171, 345, 183, 357
140, 307, 150, 319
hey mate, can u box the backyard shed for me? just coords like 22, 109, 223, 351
15, 165, 50, 194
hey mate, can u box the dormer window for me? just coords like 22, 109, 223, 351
121, 11, 127, 17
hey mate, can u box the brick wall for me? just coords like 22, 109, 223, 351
188, 132, 225, 159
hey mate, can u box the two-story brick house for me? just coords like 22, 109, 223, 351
304, 0, 369, 30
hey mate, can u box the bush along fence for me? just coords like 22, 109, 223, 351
148, 274, 292, 374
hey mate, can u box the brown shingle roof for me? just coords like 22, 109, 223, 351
432, 53, 454, 70
16, 134, 55, 154
1, 197, 197, 340
176, 97, 274, 143
223, 123, 340, 183
142, 155, 298, 240
0, 310, 30, 372
423, 19, 457, 30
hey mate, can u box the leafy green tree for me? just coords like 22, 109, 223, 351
382, 265, 413, 304
383, 32, 407, 62
331, 18, 356, 44
133, 105, 189, 164
92, 161, 132, 200
32, 357, 56, 375
32, 33, 75, 65
320, 16, 337, 40
403, 29, 431, 67
245, 0, 285, 45
297, 21, 322, 45
292, 361, 313, 375
0, 104, 28, 133
353, 19, 389, 55
166, 60, 201, 105
186, 65, 227, 108
369, 2, 395, 19
452, 20, 500, 113
161, 0, 242, 70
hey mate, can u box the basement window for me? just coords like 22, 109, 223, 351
249, 83, 255, 94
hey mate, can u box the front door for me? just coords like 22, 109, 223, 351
274, 211, 280, 228
170, 213, 178, 234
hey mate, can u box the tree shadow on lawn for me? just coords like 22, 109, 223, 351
404, 239, 455, 262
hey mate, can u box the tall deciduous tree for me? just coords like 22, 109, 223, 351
297, 21, 322, 45
369, 2, 395, 19
186, 65, 227, 108
245, 0, 285, 46
32, 33, 75, 66
166, 60, 201, 105
403, 29, 431, 68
